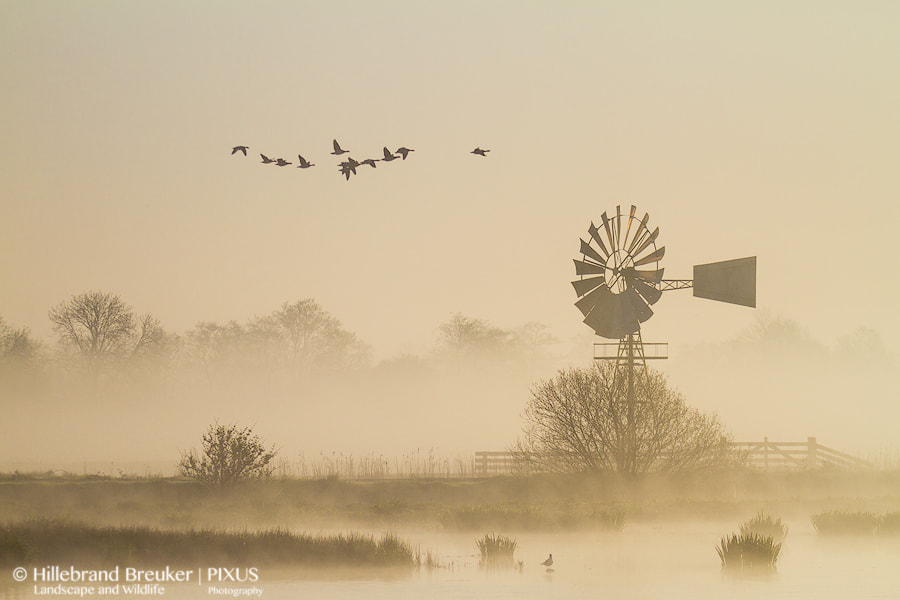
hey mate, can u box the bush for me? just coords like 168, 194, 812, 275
178, 423, 277, 487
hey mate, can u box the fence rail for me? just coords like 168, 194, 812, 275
475, 437, 872, 476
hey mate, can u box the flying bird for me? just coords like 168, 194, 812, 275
275, 158, 292, 166
231, 146, 249, 156
471, 147, 490, 156
396, 147, 414, 160
338, 163, 354, 180
332, 139, 349, 155
338, 159, 358, 175
260, 154, 275, 164
381, 147, 398, 162
296, 155, 315, 169
360, 158, 379, 168
541, 554, 553, 568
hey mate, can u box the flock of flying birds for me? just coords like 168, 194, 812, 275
230, 140, 491, 181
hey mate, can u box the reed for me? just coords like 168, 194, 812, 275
476, 533, 517, 568
0, 519, 415, 568
877, 512, 900, 535
739, 512, 788, 542
811, 511, 879, 536
716, 532, 781, 570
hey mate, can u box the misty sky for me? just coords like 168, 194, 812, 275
2, 3, 900, 466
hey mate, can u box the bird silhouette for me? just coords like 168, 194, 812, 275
332, 139, 349, 155
541, 554, 553, 568
338, 159, 358, 176
338, 163, 354, 180
396, 147, 414, 160
472, 147, 490, 156
231, 146, 249, 156
296, 155, 315, 169
381, 147, 399, 162
275, 158, 292, 166
360, 158, 379, 168
260, 154, 275, 164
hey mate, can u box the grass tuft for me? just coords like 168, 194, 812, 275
716, 532, 781, 570
739, 512, 788, 543
476, 533, 517, 568
811, 511, 879, 536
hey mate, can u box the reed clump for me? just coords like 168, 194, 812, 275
811, 511, 879, 536
739, 511, 788, 543
716, 532, 781, 571
440, 504, 625, 532
0, 519, 415, 568
476, 533, 517, 568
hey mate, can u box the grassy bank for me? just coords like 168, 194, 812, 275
2, 470, 900, 532
0, 519, 415, 568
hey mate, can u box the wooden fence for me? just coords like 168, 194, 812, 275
475, 437, 871, 476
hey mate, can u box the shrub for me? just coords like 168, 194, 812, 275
178, 423, 277, 487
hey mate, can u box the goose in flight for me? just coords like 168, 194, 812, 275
296, 155, 315, 169
471, 147, 490, 156
332, 139, 349, 155
396, 147, 414, 160
338, 158, 358, 175
275, 158, 292, 166
360, 158, 379, 168
231, 146, 249, 156
381, 147, 399, 162
260, 154, 275, 164
339, 163, 354, 180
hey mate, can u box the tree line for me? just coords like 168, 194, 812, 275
1, 291, 560, 381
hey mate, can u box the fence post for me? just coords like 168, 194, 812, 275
807, 436, 817, 469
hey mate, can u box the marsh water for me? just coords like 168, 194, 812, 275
3, 519, 898, 599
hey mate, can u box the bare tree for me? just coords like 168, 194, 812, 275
178, 423, 277, 486
517, 362, 734, 475
49, 291, 137, 374
0, 315, 40, 363
271, 299, 369, 371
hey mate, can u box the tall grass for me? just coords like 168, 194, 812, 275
476, 534, 517, 568
440, 504, 625, 531
739, 512, 788, 542
0, 519, 415, 568
811, 511, 879, 536
716, 532, 781, 571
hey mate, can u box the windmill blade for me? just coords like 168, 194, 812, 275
623, 205, 637, 250
627, 212, 650, 254
601, 212, 616, 252
579, 239, 605, 264
574, 259, 606, 276
611, 293, 640, 337
633, 245, 666, 267
631, 227, 660, 258
576, 284, 614, 318
581, 287, 622, 339
615, 205, 622, 249
588, 222, 610, 258
625, 287, 654, 323
634, 267, 665, 283
627, 273, 663, 305
571, 275, 606, 298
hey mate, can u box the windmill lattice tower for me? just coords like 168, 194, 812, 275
571, 205, 756, 471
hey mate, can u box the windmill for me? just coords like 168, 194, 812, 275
571, 204, 756, 472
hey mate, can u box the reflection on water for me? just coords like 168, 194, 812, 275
3, 519, 899, 599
